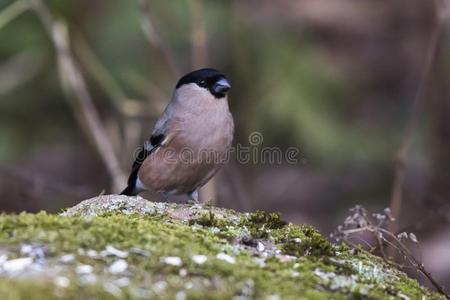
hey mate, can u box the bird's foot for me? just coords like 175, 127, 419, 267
187, 199, 201, 206
187, 190, 200, 205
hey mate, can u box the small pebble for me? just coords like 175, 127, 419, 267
191, 255, 207, 265
20, 245, 33, 256
2, 257, 33, 272
103, 282, 123, 298
277, 255, 296, 263
130, 248, 150, 257
254, 257, 266, 268
60, 254, 75, 264
131, 287, 152, 298
256, 242, 265, 252
114, 277, 130, 287
20, 245, 45, 258
54, 276, 70, 288
86, 250, 99, 258
105, 245, 129, 258
176, 291, 186, 300
76, 264, 93, 274
185, 282, 194, 289
153, 281, 168, 292
216, 253, 236, 264
80, 273, 97, 285
108, 259, 128, 274
398, 293, 410, 300
162, 256, 183, 266
0, 254, 8, 265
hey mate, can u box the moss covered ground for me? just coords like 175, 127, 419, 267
0, 195, 444, 299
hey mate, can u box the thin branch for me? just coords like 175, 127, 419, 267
378, 228, 449, 299
0, 51, 43, 95
73, 34, 128, 109
388, 0, 443, 232
73, 34, 162, 118
0, 0, 29, 31
188, 0, 208, 68
68, 27, 170, 170
30, 0, 126, 193
136, 0, 181, 78
121, 68, 169, 107
335, 206, 449, 298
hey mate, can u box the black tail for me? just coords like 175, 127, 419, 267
121, 141, 157, 196
120, 185, 138, 196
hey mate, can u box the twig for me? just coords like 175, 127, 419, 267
72, 34, 130, 154
0, 51, 43, 95
388, 0, 443, 233
334, 206, 449, 298
120, 68, 169, 108
73, 34, 162, 119
188, 0, 208, 68
136, 0, 181, 78
30, 0, 126, 192
378, 228, 449, 299
72, 34, 128, 111
68, 27, 170, 169
0, 0, 29, 31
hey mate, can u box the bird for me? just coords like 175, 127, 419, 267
120, 68, 234, 202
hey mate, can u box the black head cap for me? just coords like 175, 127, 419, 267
176, 68, 231, 99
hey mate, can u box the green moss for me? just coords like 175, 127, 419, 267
241, 210, 287, 239
0, 198, 444, 300
277, 224, 335, 257
236, 211, 334, 258
189, 210, 233, 229
246, 211, 287, 229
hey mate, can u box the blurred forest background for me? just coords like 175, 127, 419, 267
0, 0, 449, 291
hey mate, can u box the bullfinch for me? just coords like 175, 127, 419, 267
120, 68, 234, 202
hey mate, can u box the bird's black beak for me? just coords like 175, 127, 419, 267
212, 78, 231, 94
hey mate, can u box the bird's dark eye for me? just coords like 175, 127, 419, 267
198, 80, 207, 87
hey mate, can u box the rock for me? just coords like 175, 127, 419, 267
62, 195, 241, 224
108, 260, 128, 274
0, 195, 444, 299
75, 264, 93, 274
191, 255, 207, 265
216, 253, 236, 264
104, 245, 128, 258
161, 256, 183, 267
2, 257, 33, 273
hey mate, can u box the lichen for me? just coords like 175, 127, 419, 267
189, 210, 233, 229
0, 195, 444, 300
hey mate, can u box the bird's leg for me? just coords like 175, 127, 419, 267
161, 192, 170, 202
187, 190, 200, 204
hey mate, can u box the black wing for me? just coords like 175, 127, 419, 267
120, 134, 165, 195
